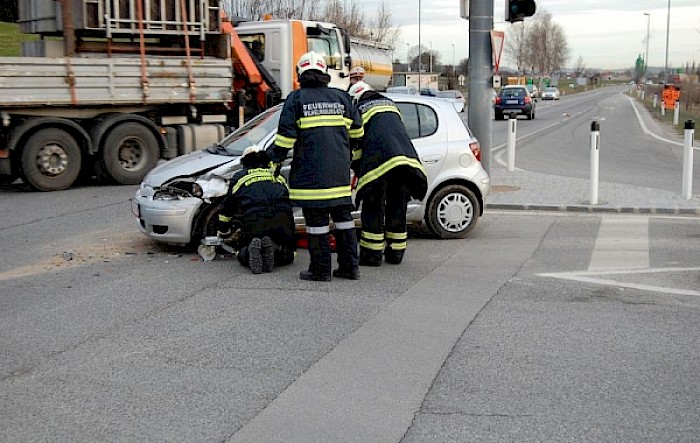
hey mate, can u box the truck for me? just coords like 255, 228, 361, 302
0, 0, 392, 191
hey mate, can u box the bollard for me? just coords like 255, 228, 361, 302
661, 105, 665, 116
507, 112, 517, 172
673, 101, 680, 126
653, 93, 658, 108
682, 120, 695, 199
590, 121, 600, 205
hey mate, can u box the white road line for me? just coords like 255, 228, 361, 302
538, 268, 700, 297
588, 216, 649, 271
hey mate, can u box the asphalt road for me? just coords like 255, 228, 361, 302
1, 179, 699, 441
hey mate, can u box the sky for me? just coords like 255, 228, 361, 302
361, 0, 700, 71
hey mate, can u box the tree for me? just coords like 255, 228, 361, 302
504, 10, 569, 76
504, 22, 528, 74
573, 56, 586, 77
222, 0, 399, 46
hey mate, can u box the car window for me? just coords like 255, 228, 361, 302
396, 102, 438, 139
501, 88, 525, 98
217, 106, 281, 155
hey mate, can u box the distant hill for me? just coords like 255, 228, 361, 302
0, 21, 37, 57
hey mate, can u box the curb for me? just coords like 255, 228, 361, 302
485, 203, 700, 216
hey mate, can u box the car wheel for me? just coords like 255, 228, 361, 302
20, 127, 82, 191
190, 200, 225, 249
100, 122, 160, 185
425, 184, 480, 239
495, 111, 503, 120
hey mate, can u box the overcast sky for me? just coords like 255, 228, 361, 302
362, 0, 700, 71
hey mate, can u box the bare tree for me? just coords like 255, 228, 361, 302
504, 22, 528, 74
504, 10, 568, 76
573, 56, 586, 77
223, 0, 399, 45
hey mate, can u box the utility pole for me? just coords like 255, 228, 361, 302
664, 0, 670, 81
468, 0, 494, 175
644, 12, 650, 81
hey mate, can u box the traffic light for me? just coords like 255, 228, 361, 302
506, 0, 537, 23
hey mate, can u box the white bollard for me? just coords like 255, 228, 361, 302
507, 113, 517, 172
682, 120, 695, 199
590, 121, 600, 205
673, 101, 680, 126
661, 105, 665, 116
653, 94, 658, 108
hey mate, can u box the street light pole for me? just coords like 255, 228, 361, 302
429, 41, 433, 73
451, 43, 455, 87
664, 0, 670, 80
418, 0, 422, 91
644, 12, 650, 81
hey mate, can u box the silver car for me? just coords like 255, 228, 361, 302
132, 95, 490, 246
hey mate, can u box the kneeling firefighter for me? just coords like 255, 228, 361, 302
217, 147, 296, 274
348, 81, 428, 266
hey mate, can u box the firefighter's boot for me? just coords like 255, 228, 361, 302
300, 233, 332, 281
332, 228, 360, 280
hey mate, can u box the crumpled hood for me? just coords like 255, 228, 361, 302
144, 150, 235, 186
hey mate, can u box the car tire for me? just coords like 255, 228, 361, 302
20, 127, 82, 191
190, 200, 225, 249
100, 122, 160, 185
425, 184, 480, 239
495, 111, 503, 121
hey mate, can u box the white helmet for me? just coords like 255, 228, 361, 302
240, 145, 261, 160
296, 51, 328, 76
349, 66, 366, 79
348, 81, 372, 103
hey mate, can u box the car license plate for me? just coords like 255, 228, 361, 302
506, 100, 519, 104
131, 199, 140, 218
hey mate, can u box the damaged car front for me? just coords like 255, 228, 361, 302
132, 106, 282, 246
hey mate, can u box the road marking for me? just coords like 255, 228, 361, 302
538, 267, 700, 297
588, 216, 649, 271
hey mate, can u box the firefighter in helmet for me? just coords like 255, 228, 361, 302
217, 146, 295, 274
267, 51, 364, 281
348, 66, 366, 89
348, 81, 428, 266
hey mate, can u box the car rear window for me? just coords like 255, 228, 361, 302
501, 88, 525, 98
395, 102, 438, 139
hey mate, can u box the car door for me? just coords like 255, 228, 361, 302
395, 101, 447, 196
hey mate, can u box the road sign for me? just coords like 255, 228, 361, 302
490, 30, 505, 73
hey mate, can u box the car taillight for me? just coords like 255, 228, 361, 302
524, 96, 531, 104
470, 141, 481, 162
495, 97, 502, 105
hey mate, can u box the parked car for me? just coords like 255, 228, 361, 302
386, 85, 419, 95
436, 90, 466, 113
494, 85, 536, 120
132, 95, 490, 247
540, 86, 561, 100
525, 83, 539, 98
418, 88, 464, 113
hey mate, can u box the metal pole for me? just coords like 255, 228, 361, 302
644, 13, 650, 81
682, 120, 695, 199
467, 0, 493, 175
451, 43, 455, 87
429, 41, 433, 73
664, 0, 670, 81
590, 121, 600, 205
418, 0, 421, 91
507, 113, 517, 172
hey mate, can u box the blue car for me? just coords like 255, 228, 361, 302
494, 85, 536, 120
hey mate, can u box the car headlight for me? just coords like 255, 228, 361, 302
154, 180, 204, 200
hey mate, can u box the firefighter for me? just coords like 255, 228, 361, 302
217, 146, 295, 274
348, 66, 366, 89
267, 51, 364, 281
348, 81, 428, 266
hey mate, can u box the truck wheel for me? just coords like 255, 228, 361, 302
425, 184, 480, 239
20, 128, 81, 191
101, 122, 159, 185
